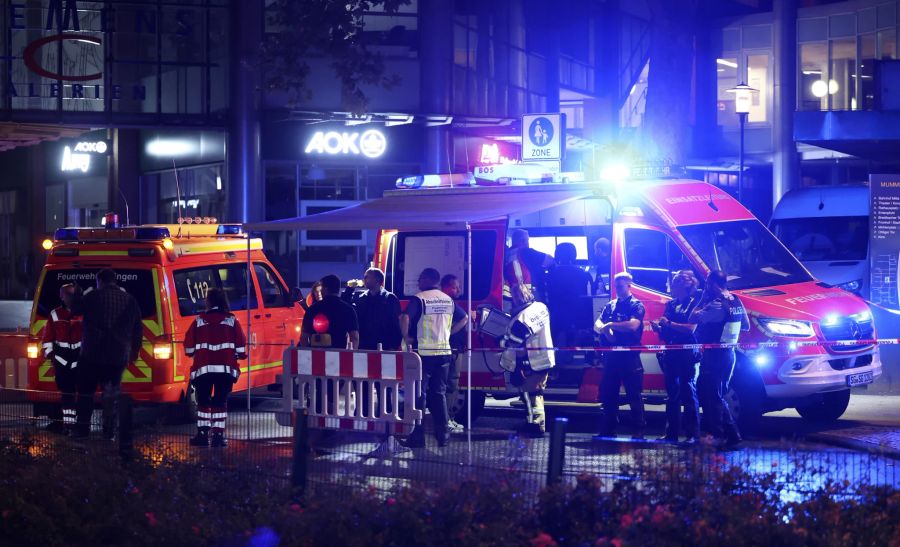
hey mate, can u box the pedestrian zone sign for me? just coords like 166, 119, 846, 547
522, 113, 565, 163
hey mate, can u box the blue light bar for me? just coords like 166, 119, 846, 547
217, 225, 243, 235
135, 227, 171, 240
53, 228, 79, 241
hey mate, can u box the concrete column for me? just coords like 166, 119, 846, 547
108, 128, 140, 225
773, 0, 799, 209
227, 0, 263, 223
419, 0, 454, 173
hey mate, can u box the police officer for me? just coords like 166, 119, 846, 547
691, 270, 749, 447
184, 288, 247, 448
42, 283, 82, 434
650, 271, 701, 443
400, 268, 467, 447
499, 284, 554, 435
594, 272, 646, 439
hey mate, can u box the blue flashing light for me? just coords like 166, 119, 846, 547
216, 224, 243, 235
753, 353, 770, 368
822, 314, 841, 327
53, 228, 79, 241
135, 227, 170, 240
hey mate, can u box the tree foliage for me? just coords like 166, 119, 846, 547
261, 0, 410, 114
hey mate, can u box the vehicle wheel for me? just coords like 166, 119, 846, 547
448, 390, 486, 428
796, 389, 851, 423
724, 361, 766, 433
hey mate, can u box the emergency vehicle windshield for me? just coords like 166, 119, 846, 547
36, 268, 157, 318
678, 219, 813, 290
770, 216, 868, 262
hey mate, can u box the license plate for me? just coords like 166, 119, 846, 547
847, 371, 874, 387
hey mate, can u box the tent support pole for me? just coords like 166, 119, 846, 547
466, 222, 473, 459
247, 234, 252, 438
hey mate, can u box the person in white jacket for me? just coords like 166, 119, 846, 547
500, 283, 555, 435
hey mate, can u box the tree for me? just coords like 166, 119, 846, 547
641, 0, 701, 165
261, 0, 409, 114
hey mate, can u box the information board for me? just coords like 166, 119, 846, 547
870, 175, 900, 308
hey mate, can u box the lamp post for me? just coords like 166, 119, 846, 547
726, 82, 759, 204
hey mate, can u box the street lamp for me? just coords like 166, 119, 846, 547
726, 82, 759, 204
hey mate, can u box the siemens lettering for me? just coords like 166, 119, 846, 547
304, 130, 387, 158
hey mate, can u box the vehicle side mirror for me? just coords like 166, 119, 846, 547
290, 287, 304, 303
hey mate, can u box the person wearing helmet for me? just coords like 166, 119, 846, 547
499, 283, 555, 435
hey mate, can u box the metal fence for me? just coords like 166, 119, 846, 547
0, 386, 897, 502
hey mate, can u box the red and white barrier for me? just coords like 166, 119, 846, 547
277, 346, 423, 435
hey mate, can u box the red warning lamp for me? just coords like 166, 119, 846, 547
103, 213, 119, 228
312, 313, 330, 334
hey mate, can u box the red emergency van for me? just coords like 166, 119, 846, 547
373, 176, 881, 427
26, 222, 303, 413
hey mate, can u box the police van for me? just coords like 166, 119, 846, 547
364, 166, 882, 427
26, 220, 304, 414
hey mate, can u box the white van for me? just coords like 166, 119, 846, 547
770, 186, 869, 298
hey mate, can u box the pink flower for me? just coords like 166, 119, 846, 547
289, 503, 303, 513
192, 526, 201, 535
611, 539, 623, 547
130, 487, 140, 494
386, 498, 397, 506
145, 512, 157, 527
620, 514, 634, 528
530, 532, 557, 547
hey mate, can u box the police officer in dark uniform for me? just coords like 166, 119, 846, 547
650, 271, 701, 443
594, 272, 646, 439
691, 270, 749, 447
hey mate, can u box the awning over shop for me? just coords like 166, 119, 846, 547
244, 186, 595, 232
0, 123, 89, 152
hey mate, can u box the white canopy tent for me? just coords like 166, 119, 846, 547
243, 185, 593, 449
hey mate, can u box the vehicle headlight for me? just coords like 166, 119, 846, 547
837, 279, 863, 293
26, 342, 40, 360
757, 317, 815, 338
153, 343, 173, 360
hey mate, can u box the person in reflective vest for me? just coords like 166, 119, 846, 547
691, 270, 749, 448
184, 288, 247, 448
500, 284, 555, 435
42, 283, 82, 434
400, 268, 467, 447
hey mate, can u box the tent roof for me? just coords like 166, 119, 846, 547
244, 185, 595, 231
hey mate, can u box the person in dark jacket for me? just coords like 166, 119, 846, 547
74, 269, 143, 439
354, 268, 402, 351
440, 274, 469, 433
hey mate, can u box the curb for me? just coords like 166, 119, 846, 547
808, 432, 900, 461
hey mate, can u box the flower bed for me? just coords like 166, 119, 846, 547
0, 437, 897, 546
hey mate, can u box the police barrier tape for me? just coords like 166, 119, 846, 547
276, 346, 423, 434
494, 337, 891, 352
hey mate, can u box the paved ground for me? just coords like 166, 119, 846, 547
2, 393, 897, 496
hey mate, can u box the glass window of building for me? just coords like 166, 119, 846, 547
746, 54, 769, 122
879, 29, 896, 60
716, 57, 738, 127
799, 42, 828, 111
830, 38, 856, 110
861, 33, 876, 110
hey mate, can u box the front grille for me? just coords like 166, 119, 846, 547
820, 318, 874, 353
828, 354, 874, 371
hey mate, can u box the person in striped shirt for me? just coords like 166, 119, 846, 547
184, 288, 247, 448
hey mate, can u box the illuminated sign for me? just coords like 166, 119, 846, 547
304, 129, 387, 158
24, 33, 102, 81
61, 139, 107, 172
479, 143, 515, 165
61, 146, 90, 172
73, 140, 108, 154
